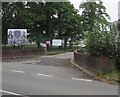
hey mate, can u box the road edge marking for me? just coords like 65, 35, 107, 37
72, 78, 93, 82
11, 70, 25, 73
0, 90, 21, 95
37, 73, 53, 77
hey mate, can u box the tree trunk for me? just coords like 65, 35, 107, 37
69, 40, 73, 49
37, 42, 40, 48
64, 38, 68, 51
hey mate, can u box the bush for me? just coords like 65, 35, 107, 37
85, 31, 116, 57
85, 31, 120, 69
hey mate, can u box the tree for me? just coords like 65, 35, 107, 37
79, 1, 116, 57
2, 2, 14, 45
23, 2, 45, 48
80, 1, 110, 33
2, 2, 44, 47
54, 2, 82, 49
20, 2, 82, 49
2, 2, 29, 45
116, 19, 120, 69
2, 2, 82, 49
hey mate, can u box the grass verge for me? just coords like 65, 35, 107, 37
96, 70, 120, 85
47, 51, 66, 55
47, 47, 78, 55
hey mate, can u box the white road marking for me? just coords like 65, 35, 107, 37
11, 70, 25, 73
72, 78, 93, 82
37, 73, 53, 77
0, 90, 21, 95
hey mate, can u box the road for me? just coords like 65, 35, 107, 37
1, 52, 118, 96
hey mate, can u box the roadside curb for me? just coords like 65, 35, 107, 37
2, 55, 35, 60
71, 59, 120, 85
71, 59, 99, 80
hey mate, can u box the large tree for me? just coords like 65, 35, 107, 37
2, 2, 14, 45
2, 2, 82, 48
54, 2, 82, 49
79, 1, 119, 60
80, 1, 110, 33
2, 2, 28, 45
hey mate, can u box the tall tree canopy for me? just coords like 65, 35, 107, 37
2, 2, 82, 47
79, 1, 110, 33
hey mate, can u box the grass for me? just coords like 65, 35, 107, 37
96, 69, 120, 84
2, 44, 38, 50
2, 44, 79, 50
47, 46, 79, 55
2, 44, 79, 55
47, 51, 66, 55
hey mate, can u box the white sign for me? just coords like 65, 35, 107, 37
8, 29, 28, 45
52, 39, 62, 46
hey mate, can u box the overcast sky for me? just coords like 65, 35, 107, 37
69, 0, 120, 22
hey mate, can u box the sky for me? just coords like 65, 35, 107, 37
69, 0, 120, 22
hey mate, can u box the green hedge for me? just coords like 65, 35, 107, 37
85, 31, 120, 69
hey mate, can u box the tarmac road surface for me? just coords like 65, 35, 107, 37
1, 52, 118, 96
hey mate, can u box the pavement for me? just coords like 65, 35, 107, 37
1, 52, 119, 96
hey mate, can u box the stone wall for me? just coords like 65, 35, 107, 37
2, 48, 46, 58
74, 50, 116, 74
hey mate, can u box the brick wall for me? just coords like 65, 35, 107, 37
74, 50, 116, 74
2, 48, 46, 58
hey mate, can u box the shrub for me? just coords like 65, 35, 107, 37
85, 31, 120, 69
85, 31, 116, 57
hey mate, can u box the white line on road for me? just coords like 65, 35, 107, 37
37, 73, 53, 77
72, 78, 93, 82
11, 70, 25, 73
0, 90, 21, 96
